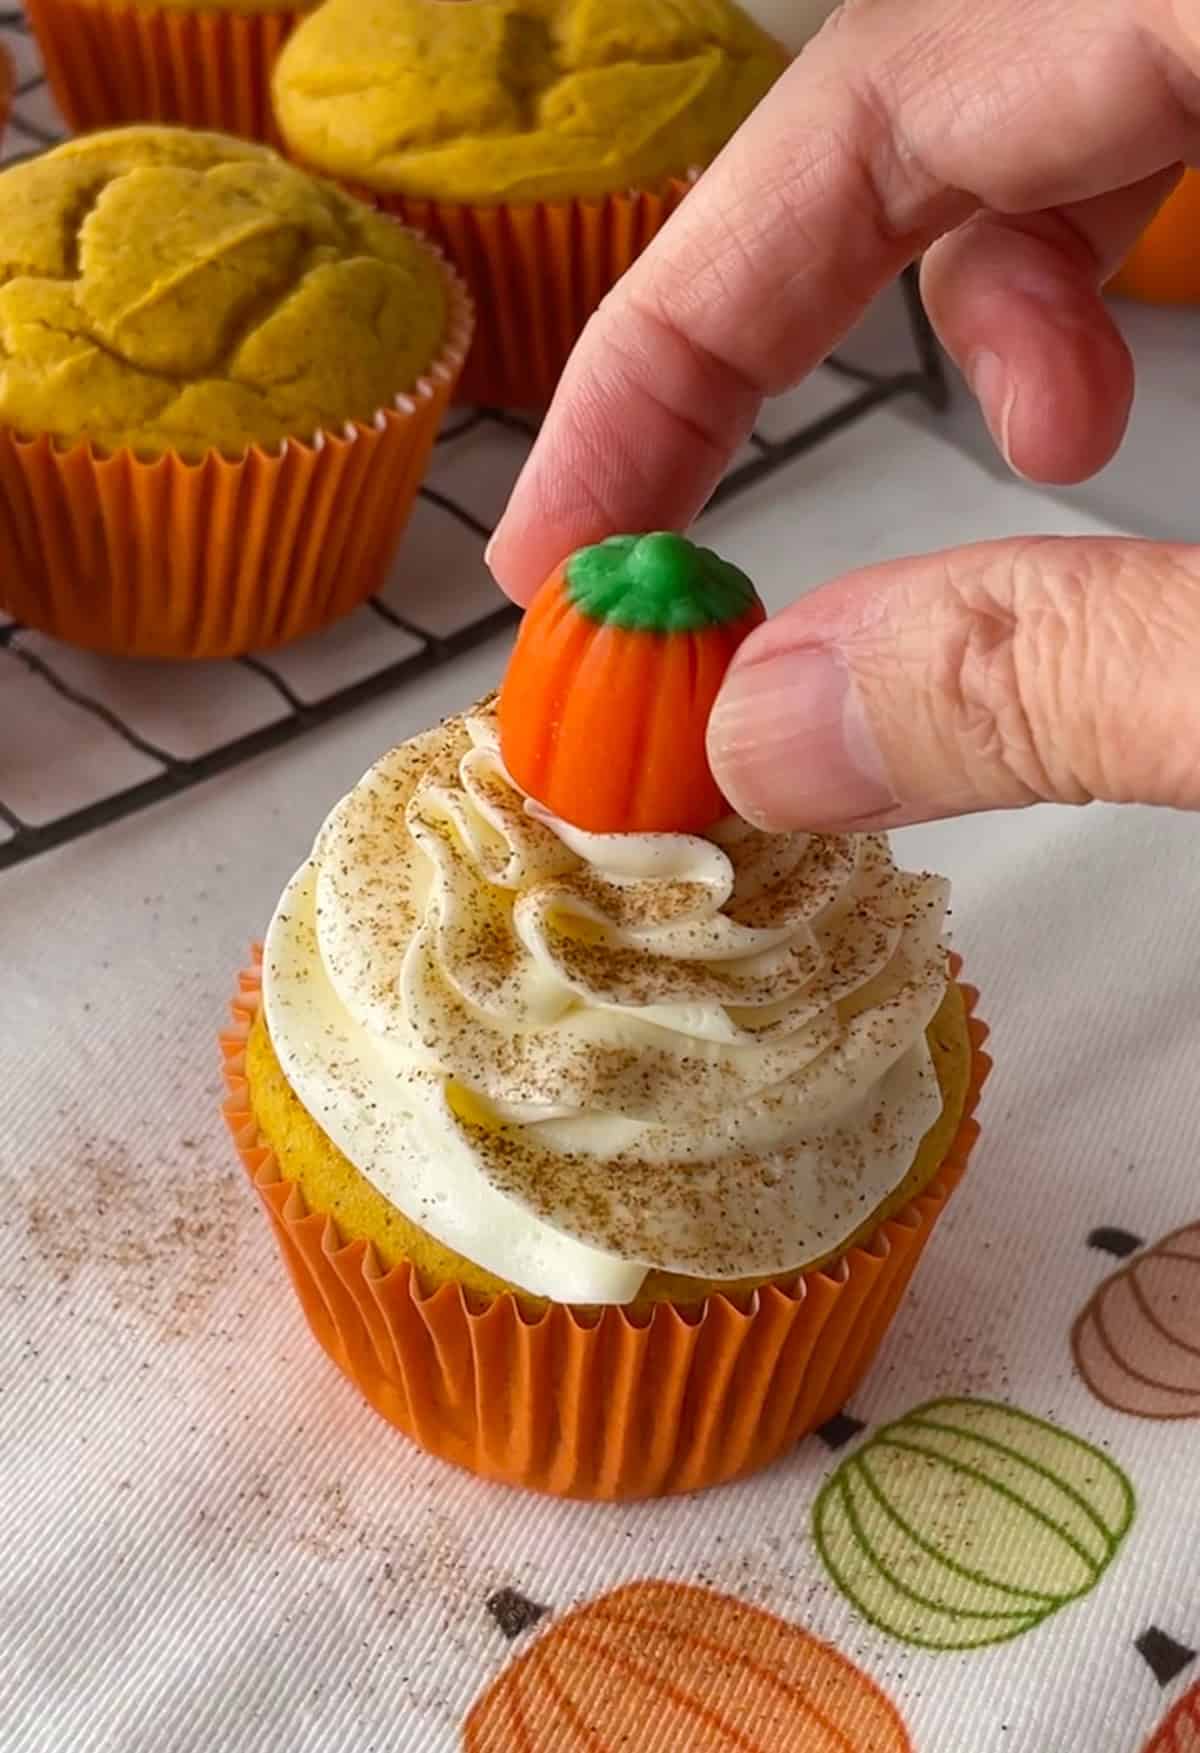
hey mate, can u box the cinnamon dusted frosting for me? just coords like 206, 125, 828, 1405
262, 702, 951, 1303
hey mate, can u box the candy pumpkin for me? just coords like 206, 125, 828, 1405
813, 1396, 1135, 1650
1109, 171, 1200, 305
498, 532, 765, 834
1072, 1221, 1200, 1419
1144, 1680, 1200, 1752
465, 1580, 912, 1752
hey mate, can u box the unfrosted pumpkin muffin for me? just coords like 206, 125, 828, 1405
25, 0, 315, 143
0, 127, 472, 657
273, 0, 792, 406
222, 538, 991, 1500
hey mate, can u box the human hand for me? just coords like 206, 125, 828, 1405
488, 0, 1200, 828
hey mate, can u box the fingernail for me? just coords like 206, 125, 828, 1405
966, 348, 1023, 477
708, 647, 898, 830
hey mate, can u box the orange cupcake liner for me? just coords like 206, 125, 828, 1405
23, 0, 303, 145
366, 180, 694, 410
221, 950, 990, 1501
0, 254, 472, 660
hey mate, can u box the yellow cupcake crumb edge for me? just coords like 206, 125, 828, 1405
244, 980, 972, 1311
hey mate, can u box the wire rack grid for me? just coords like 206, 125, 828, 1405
0, 8, 947, 871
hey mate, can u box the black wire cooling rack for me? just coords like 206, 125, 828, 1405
0, 11, 947, 872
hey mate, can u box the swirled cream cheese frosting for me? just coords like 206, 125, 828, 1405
263, 701, 950, 1304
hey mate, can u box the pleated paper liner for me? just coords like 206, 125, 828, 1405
221, 949, 991, 1501
360, 178, 694, 410
23, 0, 303, 145
0, 257, 472, 660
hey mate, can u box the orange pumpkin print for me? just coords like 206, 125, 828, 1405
1072, 1222, 1200, 1419
499, 532, 765, 835
1143, 1680, 1200, 1751
465, 1580, 912, 1752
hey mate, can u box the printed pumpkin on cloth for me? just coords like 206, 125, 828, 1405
1073, 1223, 1200, 1419
813, 1397, 1135, 1650
466, 1582, 913, 1752
1145, 1680, 1200, 1752
224, 531, 989, 1498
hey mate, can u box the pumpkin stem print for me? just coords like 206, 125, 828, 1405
498, 531, 765, 834
1072, 1222, 1200, 1418
465, 1580, 913, 1752
813, 1398, 1135, 1651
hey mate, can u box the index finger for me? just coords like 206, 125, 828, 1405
488, 0, 1197, 601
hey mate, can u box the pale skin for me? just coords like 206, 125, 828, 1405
487, 0, 1200, 832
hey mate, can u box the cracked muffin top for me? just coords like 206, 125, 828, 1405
0, 127, 450, 459
273, 0, 789, 205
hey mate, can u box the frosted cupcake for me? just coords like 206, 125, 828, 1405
25, 0, 314, 143
0, 127, 471, 658
223, 535, 989, 1497
273, 0, 791, 407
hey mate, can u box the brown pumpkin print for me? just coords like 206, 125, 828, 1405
1143, 1680, 1200, 1752
465, 1580, 912, 1752
1072, 1222, 1200, 1418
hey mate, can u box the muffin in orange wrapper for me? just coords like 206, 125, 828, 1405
24, 0, 311, 144
0, 127, 472, 659
273, 0, 793, 409
221, 535, 990, 1500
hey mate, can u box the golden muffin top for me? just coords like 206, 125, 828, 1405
0, 128, 450, 460
273, 0, 789, 204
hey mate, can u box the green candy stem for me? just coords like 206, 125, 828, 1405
564, 532, 760, 633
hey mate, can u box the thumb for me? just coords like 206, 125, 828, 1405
707, 537, 1200, 829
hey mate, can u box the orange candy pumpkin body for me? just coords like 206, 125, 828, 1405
499, 532, 765, 834
465, 1581, 912, 1753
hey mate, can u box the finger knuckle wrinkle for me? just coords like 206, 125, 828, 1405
936, 545, 1090, 804
589, 298, 736, 472
834, 68, 945, 261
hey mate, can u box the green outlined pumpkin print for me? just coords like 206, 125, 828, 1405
813, 1397, 1135, 1651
